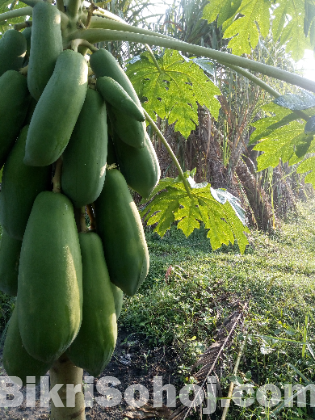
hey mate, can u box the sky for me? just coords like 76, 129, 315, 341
296, 49, 315, 83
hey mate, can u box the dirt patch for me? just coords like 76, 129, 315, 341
0, 327, 184, 420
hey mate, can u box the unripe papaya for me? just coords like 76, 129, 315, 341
27, 2, 63, 100
18, 192, 83, 363
90, 49, 146, 149
61, 88, 108, 208
110, 283, 124, 319
95, 169, 149, 296
67, 232, 117, 376
0, 229, 22, 296
0, 30, 27, 76
0, 70, 30, 169
24, 50, 88, 167
112, 131, 160, 198
3, 305, 52, 386
22, 26, 32, 61
0, 126, 51, 240
96, 76, 145, 122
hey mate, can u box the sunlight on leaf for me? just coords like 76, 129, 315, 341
127, 50, 221, 139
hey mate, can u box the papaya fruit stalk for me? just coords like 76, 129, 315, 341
52, 157, 63, 193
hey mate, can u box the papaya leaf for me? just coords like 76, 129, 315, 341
274, 91, 315, 111
250, 102, 312, 170
272, 0, 308, 60
202, 0, 242, 28
203, 0, 311, 60
141, 178, 249, 253
223, 0, 270, 55
296, 155, 315, 188
305, 115, 315, 134
126, 49, 221, 139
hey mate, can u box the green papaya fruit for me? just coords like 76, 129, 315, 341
90, 49, 146, 149
18, 191, 83, 363
61, 88, 108, 208
3, 305, 52, 386
0, 229, 22, 296
96, 76, 145, 122
24, 97, 37, 125
112, 131, 160, 198
95, 169, 149, 296
0, 30, 27, 76
67, 232, 117, 377
22, 26, 32, 61
0, 126, 51, 240
0, 70, 30, 169
24, 49, 88, 167
27, 2, 63, 100
110, 283, 124, 319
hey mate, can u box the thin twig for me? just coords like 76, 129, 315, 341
221, 331, 248, 420
182, 305, 247, 420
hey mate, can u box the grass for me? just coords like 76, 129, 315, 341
120, 199, 315, 419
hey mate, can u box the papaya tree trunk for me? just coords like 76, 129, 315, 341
49, 353, 85, 420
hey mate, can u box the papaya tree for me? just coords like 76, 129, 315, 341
0, 0, 314, 419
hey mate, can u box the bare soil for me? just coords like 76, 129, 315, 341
0, 327, 183, 420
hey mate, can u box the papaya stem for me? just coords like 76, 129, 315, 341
91, 5, 124, 23
52, 158, 63, 193
144, 109, 192, 198
56, 0, 65, 13
80, 207, 88, 232
19, 64, 28, 76
225, 64, 309, 121
49, 353, 85, 420
86, 204, 96, 231
66, 29, 315, 93
9, 0, 18, 10
86, 3, 97, 28
64, 0, 82, 19
14, 21, 32, 31
0, 6, 32, 23
70, 38, 98, 53
145, 44, 162, 74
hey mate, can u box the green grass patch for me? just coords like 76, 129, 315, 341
120, 199, 315, 419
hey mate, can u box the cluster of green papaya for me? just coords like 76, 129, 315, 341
0, 1, 160, 385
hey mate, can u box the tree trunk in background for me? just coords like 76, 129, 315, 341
236, 158, 274, 231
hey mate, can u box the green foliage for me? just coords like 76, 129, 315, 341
0, 1, 29, 36
203, 0, 311, 60
141, 173, 249, 253
250, 103, 310, 169
126, 49, 221, 139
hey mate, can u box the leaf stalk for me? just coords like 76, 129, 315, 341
144, 109, 192, 198
66, 29, 315, 93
